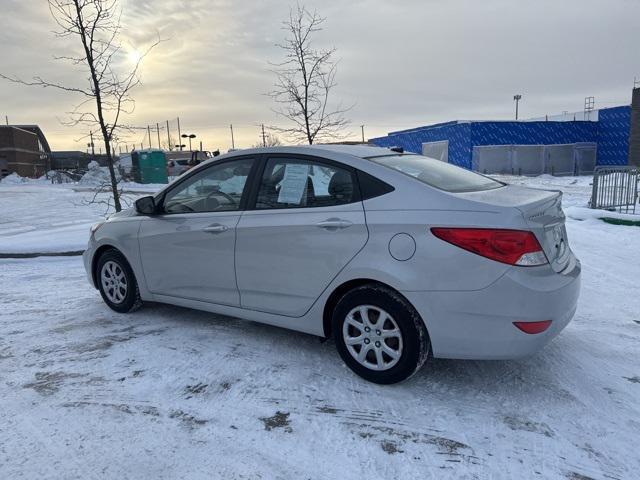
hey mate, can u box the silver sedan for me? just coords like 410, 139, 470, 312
83, 145, 581, 384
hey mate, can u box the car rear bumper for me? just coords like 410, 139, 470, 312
402, 254, 581, 360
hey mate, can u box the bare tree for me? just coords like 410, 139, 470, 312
252, 132, 282, 148
0, 0, 157, 212
269, 4, 350, 145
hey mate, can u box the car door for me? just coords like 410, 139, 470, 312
138, 156, 256, 306
235, 155, 368, 317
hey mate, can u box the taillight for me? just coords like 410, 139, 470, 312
430, 228, 548, 266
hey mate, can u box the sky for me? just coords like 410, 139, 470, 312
0, 0, 639, 153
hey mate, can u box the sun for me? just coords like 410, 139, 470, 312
127, 49, 143, 64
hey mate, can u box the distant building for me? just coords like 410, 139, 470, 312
49, 151, 92, 170
629, 87, 640, 167
0, 125, 51, 177
371, 89, 639, 175
49, 150, 119, 170
50, 150, 119, 170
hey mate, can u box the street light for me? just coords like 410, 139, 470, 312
174, 144, 186, 150
181, 133, 196, 151
513, 94, 522, 120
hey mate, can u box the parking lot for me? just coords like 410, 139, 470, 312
1, 177, 639, 480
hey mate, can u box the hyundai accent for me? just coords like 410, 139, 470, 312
83, 145, 581, 384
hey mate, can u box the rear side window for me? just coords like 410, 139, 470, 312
369, 155, 503, 193
256, 157, 356, 209
357, 170, 394, 200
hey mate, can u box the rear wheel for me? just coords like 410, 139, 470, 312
332, 284, 429, 384
96, 249, 142, 313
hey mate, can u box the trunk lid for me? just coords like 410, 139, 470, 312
455, 185, 571, 272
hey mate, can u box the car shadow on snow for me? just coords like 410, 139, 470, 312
136, 301, 578, 406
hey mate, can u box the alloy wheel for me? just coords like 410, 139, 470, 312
342, 305, 403, 371
100, 260, 128, 304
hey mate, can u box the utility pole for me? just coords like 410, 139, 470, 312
584, 96, 595, 121
147, 125, 152, 149
89, 130, 95, 161
261, 124, 267, 147
166, 120, 171, 151
230, 124, 235, 149
156, 122, 161, 149
177, 117, 182, 151
360, 125, 365, 143
513, 94, 522, 120
5, 115, 8, 125
200, 140, 203, 152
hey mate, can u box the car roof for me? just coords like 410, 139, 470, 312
304, 144, 400, 158
219, 144, 402, 161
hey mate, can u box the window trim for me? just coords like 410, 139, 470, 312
246, 153, 362, 211
156, 155, 261, 215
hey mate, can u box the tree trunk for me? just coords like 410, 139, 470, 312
100, 127, 122, 212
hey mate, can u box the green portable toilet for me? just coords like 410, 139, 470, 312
131, 149, 168, 184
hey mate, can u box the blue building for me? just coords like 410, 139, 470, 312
370, 105, 632, 173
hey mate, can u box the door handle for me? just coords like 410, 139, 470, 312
202, 224, 228, 233
316, 218, 353, 230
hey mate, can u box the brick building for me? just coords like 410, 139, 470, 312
0, 125, 51, 177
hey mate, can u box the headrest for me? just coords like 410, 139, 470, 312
328, 171, 353, 200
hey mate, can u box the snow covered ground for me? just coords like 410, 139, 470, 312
0, 176, 160, 254
1, 174, 639, 479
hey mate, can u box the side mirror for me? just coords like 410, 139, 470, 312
135, 196, 157, 215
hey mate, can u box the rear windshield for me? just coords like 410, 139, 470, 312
369, 154, 503, 193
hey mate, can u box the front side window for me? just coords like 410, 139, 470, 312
256, 158, 356, 209
162, 158, 253, 214
369, 154, 503, 193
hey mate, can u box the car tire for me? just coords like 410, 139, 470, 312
332, 284, 429, 384
96, 249, 142, 314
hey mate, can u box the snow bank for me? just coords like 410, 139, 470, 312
78, 160, 122, 186
0, 173, 28, 184
0, 172, 51, 185
1, 171, 75, 185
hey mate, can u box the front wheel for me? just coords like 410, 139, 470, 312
332, 284, 430, 384
96, 249, 142, 313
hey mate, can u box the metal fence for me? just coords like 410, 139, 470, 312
422, 140, 449, 162
589, 166, 638, 213
472, 143, 597, 176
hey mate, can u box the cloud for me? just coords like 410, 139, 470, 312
0, 0, 638, 151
